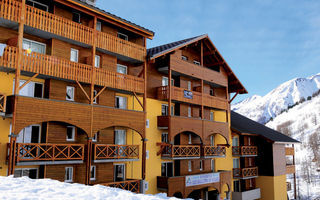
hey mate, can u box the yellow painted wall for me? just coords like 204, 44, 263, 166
256, 175, 287, 200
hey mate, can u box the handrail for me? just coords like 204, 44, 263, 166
159, 144, 201, 158
232, 146, 258, 156
233, 167, 258, 178
203, 146, 226, 157
101, 179, 140, 193
94, 144, 139, 160
0, 93, 6, 113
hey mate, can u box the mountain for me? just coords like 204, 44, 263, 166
232, 73, 320, 124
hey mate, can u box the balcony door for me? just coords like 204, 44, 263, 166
22, 38, 46, 54
17, 124, 41, 143
14, 80, 43, 98
115, 129, 126, 145
114, 164, 125, 182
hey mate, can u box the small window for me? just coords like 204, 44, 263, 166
210, 135, 215, 146
14, 168, 38, 179
233, 180, 241, 192
66, 126, 75, 141
96, 21, 102, 31
118, 32, 128, 41
233, 158, 240, 168
210, 112, 214, 121
188, 161, 192, 172
34, 83, 43, 98
210, 88, 215, 96
23, 38, 46, 54
92, 132, 98, 142
232, 137, 239, 147
146, 119, 150, 128
95, 55, 100, 68
161, 132, 168, 143
188, 133, 192, 144
193, 60, 201, 65
93, 90, 98, 104
72, 12, 81, 23
117, 64, 127, 75
115, 96, 127, 109
161, 162, 173, 177
70, 48, 79, 62
26, 0, 48, 11
90, 165, 96, 181
200, 160, 203, 171
181, 56, 188, 61
188, 106, 192, 117
65, 167, 73, 183
162, 77, 168, 87
187, 81, 191, 91
66, 86, 75, 101
161, 104, 168, 116
211, 159, 215, 172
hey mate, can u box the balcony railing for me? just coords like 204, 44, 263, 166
0, 46, 144, 93
16, 143, 85, 162
101, 179, 141, 193
0, 93, 6, 113
232, 146, 258, 157
159, 144, 200, 159
233, 167, 258, 179
203, 146, 226, 157
156, 86, 227, 110
285, 147, 295, 156
94, 144, 139, 160
286, 165, 295, 174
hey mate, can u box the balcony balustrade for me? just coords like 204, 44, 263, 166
101, 179, 141, 193
0, 93, 6, 113
202, 146, 226, 157
159, 144, 200, 159
94, 144, 139, 162
232, 146, 258, 157
233, 167, 258, 179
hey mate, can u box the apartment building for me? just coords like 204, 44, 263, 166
0, 0, 153, 192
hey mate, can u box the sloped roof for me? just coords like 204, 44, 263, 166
231, 111, 300, 143
147, 34, 247, 94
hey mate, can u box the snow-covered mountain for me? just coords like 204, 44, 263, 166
232, 73, 320, 124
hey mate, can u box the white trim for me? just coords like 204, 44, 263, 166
90, 165, 96, 181
66, 126, 75, 141
70, 48, 79, 62
65, 167, 73, 183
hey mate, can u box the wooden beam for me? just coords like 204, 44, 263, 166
207, 61, 224, 68
76, 81, 91, 102
228, 91, 239, 104
19, 73, 39, 90
93, 86, 107, 101
204, 50, 216, 57
138, 68, 144, 78
229, 80, 239, 85
133, 92, 143, 110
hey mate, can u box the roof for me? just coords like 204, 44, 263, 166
231, 111, 300, 143
63, 0, 154, 38
147, 34, 247, 94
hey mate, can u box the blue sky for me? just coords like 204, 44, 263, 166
97, 0, 320, 102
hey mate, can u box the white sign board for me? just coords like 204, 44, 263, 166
185, 172, 220, 187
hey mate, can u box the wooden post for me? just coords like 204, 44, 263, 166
293, 144, 297, 199
168, 64, 172, 142
141, 139, 146, 180
141, 38, 147, 181
8, 0, 26, 175
85, 138, 93, 185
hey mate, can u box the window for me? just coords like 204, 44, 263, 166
210, 135, 215, 146
16, 80, 43, 98
187, 81, 192, 91
93, 90, 98, 104
96, 21, 102, 31
233, 158, 240, 168
188, 133, 192, 144
161, 104, 174, 116
188, 161, 192, 172
72, 12, 81, 23
161, 132, 168, 143
114, 164, 125, 182
162, 77, 168, 86
17, 125, 41, 143
117, 64, 127, 74
188, 106, 192, 117
14, 168, 38, 179
161, 162, 173, 177
115, 129, 126, 145
146, 119, 150, 128
26, 0, 48, 11
23, 38, 46, 54
70, 49, 79, 62
232, 137, 239, 147
210, 88, 215, 96
90, 165, 96, 181
65, 167, 73, 183
95, 55, 100, 68
200, 160, 203, 171
66, 126, 75, 141
210, 112, 214, 121
233, 180, 240, 192
66, 86, 75, 101
118, 32, 128, 41
193, 60, 200, 65
92, 132, 98, 142
181, 55, 188, 61
115, 96, 127, 109
211, 159, 215, 172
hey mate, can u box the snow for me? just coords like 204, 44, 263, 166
0, 176, 179, 200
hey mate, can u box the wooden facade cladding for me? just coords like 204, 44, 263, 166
0, 0, 146, 61
157, 116, 229, 144
0, 93, 6, 113
101, 179, 141, 193
157, 171, 232, 197
232, 146, 258, 157
6, 95, 145, 138
285, 147, 294, 156
170, 54, 228, 87
93, 144, 139, 160
233, 167, 258, 179
157, 86, 228, 110
0, 46, 144, 93
286, 165, 295, 174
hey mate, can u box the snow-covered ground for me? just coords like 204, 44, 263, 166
0, 176, 179, 200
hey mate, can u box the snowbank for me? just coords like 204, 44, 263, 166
0, 176, 179, 200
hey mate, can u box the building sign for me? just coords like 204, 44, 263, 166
185, 172, 220, 187
184, 90, 193, 99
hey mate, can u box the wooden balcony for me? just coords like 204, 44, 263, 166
285, 147, 295, 156
93, 144, 139, 162
0, 0, 146, 62
15, 143, 84, 165
232, 146, 258, 157
203, 146, 226, 157
101, 179, 141, 193
286, 165, 295, 174
233, 167, 258, 179
0, 93, 6, 114
156, 86, 227, 110
158, 143, 200, 159
0, 46, 144, 93
170, 54, 228, 87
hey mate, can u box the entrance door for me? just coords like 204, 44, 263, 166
114, 164, 125, 182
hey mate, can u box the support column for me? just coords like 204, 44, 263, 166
141, 38, 147, 184
85, 138, 93, 185
141, 138, 147, 180
8, 0, 26, 175
168, 66, 172, 141
293, 144, 297, 199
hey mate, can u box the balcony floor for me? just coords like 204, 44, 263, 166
16, 160, 83, 166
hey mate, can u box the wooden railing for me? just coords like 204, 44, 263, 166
0, 46, 144, 93
232, 146, 258, 156
16, 143, 85, 162
94, 144, 139, 160
159, 144, 200, 158
285, 147, 295, 156
0, 0, 146, 61
156, 86, 227, 110
233, 167, 258, 178
0, 93, 6, 113
203, 146, 226, 157
286, 165, 295, 174
101, 179, 141, 193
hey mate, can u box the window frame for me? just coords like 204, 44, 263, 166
161, 132, 168, 143
96, 21, 102, 31
66, 126, 75, 142
115, 96, 127, 109
14, 168, 38, 179
188, 160, 192, 172
193, 60, 201, 66
72, 12, 81, 23
117, 32, 128, 41
65, 167, 73, 183
161, 162, 173, 177
26, 0, 49, 11
90, 165, 96, 181
95, 55, 100, 68
200, 160, 203, 171
23, 38, 46, 54
116, 64, 128, 75
181, 55, 188, 61
66, 86, 75, 101
210, 111, 214, 121
70, 48, 79, 63
93, 90, 98, 104
188, 106, 192, 117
